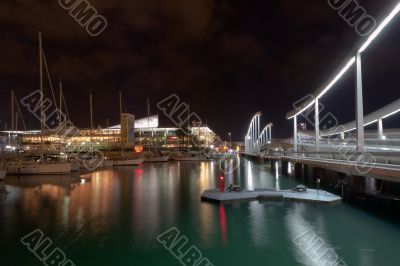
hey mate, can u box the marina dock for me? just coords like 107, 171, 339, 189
201, 188, 342, 205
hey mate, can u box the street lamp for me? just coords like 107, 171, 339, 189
228, 132, 232, 148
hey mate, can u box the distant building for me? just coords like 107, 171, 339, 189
1, 114, 219, 153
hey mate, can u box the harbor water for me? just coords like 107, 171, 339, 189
0, 158, 399, 265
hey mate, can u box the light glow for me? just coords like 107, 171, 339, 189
364, 119, 378, 127
382, 108, 400, 119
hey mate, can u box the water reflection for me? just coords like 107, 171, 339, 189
285, 204, 330, 266
249, 202, 267, 247
247, 161, 254, 190
219, 205, 227, 245
275, 162, 280, 191
1, 159, 400, 266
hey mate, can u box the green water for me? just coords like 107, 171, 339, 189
0, 158, 399, 266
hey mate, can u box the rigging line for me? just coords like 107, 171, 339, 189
62, 91, 71, 123
42, 50, 61, 124
14, 96, 27, 131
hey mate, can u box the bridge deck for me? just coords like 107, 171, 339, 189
283, 156, 400, 182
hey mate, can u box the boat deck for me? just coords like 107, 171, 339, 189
201, 188, 342, 205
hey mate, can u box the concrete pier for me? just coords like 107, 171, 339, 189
201, 188, 342, 205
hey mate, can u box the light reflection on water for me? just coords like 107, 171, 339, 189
0, 158, 400, 265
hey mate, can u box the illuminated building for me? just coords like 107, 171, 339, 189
0, 115, 219, 152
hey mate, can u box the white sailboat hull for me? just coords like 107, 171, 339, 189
144, 156, 169, 163
113, 159, 144, 166
104, 160, 114, 167
172, 156, 211, 161
7, 162, 72, 175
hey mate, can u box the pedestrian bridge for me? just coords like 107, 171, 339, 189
242, 2, 400, 183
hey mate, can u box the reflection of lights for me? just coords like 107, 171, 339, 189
382, 135, 387, 140
275, 162, 280, 191
219, 205, 227, 244
247, 161, 254, 190
288, 162, 292, 174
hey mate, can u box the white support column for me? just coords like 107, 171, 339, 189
252, 120, 255, 151
294, 115, 298, 153
355, 53, 365, 152
257, 115, 260, 153
251, 122, 254, 151
378, 118, 384, 140
315, 98, 320, 159
269, 127, 272, 141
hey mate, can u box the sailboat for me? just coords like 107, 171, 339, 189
6, 32, 72, 175
113, 91, 144, 166
143, 98, 169, 163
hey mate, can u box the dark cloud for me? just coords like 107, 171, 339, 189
1, 0, 400, 138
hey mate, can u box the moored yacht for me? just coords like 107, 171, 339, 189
143, 152, 169, 163
172, 156, 210, 161
113, 158, 144, 166
6, 160, 72, 175
5, 32, 72, 176
103, 159, 114, 167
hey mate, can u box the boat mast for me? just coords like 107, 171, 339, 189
147, 97, 152, 152
106, 118, 110, 152
90, 91, 93, 130
119, 91, 123, 154
11, 90, 14, 150
59, 81, 62, 127
187, 104, 190, 154
11, 90, 14, 134
39, 31, 44, 158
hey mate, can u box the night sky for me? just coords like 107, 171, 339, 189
1, 0, 400, 140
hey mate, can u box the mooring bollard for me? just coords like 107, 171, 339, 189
316, 178, 321, 195
220, 176, 225, 192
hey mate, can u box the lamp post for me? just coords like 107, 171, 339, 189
228, 132, 232, 149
